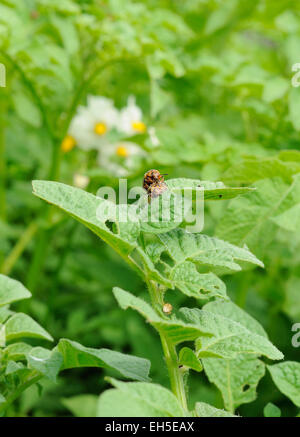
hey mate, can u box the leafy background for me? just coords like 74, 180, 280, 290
0, 0, 299, 417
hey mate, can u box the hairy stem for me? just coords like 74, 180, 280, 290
146, 279, 188, 411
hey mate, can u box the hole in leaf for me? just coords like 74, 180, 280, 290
218, 194, 222, 198
243, 384, 250, 392
105, 220, 117, 234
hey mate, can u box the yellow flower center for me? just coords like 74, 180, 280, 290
94, 122, 107, 136
116, 145, 129, 158
131, 121, 146, 133
61, 135, 76, 152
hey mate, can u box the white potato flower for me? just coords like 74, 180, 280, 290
65, 96, 119, 151
119, 96, 147, 136
97, 141, 147, 177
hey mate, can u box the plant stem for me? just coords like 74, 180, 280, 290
0, 222, 38, 275
26, 144, 62, 292
48, 141, 63, 182
26, 220, 52, 292
146, 278, 188, 411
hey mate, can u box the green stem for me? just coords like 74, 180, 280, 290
0, 222, 38, 275
48, 141, 62, 181
26, 224, 52, 293
146, 278, 188, 411
26, 137, 62, 292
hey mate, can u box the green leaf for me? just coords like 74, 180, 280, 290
276, 10, 299, 32
113, 287, 213, 344
116, 204, 141, 243
56, 338, 150, 382
232, 65, 268, 86
202, 355, 265, 412
204, 2, 235, 35
179, 347, 203, 372
150, 80, 173, 118
0, 274, 31, 307
27, 347, 63, 383
203, 300, 268, 338
195, 402, 238, 417
196, 301, 279, 411
38, 0, 80, 14
136, 246, 173, 287
12, 90, 41, 128
167, 178, 255, 200
158, 229, 264, 272
263, 402, 281, 417
222, 157, 300, 185
50, 15, 79, 55
138, 190, 186, 234
170, 263, 228, 300
0, 306, 13, 324
216, 175, 300, 255
283, 277, 300, 321
61, 395, 98, 417
262, 77, 289, 103
268, 362, 300, 407
278, 150, 300, 163
114, 288, 282, 361
32, 181, 139, 255
180, 306, 283, 360
5, 313, 53, 342
5, 360, 25, 375
3, 342, 33, 360
97, 378, 185, 417
271, 203, 300, 232
97, 389, 150, 417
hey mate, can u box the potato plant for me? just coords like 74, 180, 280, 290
27, 176, 295, 417
0, 0, 299, 417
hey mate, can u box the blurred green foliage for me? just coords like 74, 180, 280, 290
0, 0, 299, 417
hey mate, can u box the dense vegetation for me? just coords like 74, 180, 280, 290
0, 0, 299, 417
